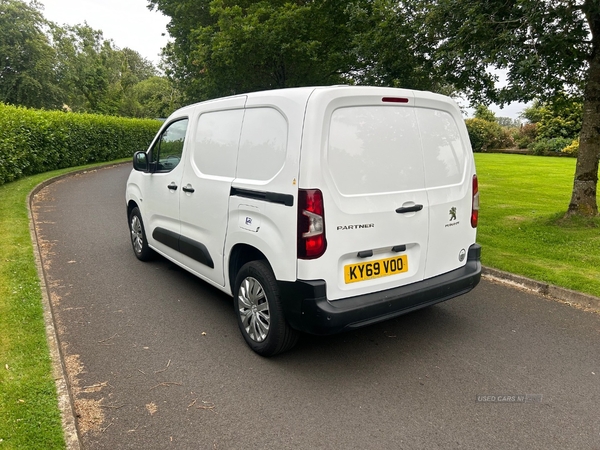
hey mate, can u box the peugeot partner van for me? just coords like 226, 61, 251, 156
126, 86, 481, 356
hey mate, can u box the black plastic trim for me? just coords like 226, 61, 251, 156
230, 187, 294, 207
153, 227, 180, 251
396, 204, 423, 214
279, 244, 482, 335
152, 227, 214, 269
179, 235, 214, 268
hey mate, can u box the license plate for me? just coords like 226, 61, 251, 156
344, 255, 408, 284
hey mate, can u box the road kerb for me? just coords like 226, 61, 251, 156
482, 266, 600, 313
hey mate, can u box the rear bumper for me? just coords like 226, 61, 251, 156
279, 244, 481, 335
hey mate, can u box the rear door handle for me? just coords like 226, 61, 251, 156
396, 204, 423, 214
167, 182, 178, 191
182, 184, 195, 193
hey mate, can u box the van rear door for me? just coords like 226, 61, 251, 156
298, 88, 430, 301
298, 87, 474, 302
414, 94, 476, 279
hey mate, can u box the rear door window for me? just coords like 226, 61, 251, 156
327, 106, 425, 195
416, 109, 466, 188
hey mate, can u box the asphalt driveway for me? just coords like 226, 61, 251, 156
32, 163, 600, 449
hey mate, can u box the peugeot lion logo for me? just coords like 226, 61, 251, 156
449, 207, 457, 221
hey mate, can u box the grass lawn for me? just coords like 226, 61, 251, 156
475, 153, 600, 298
0, 160, 128, 449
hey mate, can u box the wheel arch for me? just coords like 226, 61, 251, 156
228, 244, 271, 294
127, 199, 139, 218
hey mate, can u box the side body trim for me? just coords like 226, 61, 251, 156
230, 187, 294, 207
153, 227, 215, 269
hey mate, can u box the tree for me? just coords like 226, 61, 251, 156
347, 0, 454, 94
0, 0, 63, 108
474, 105, 497, 122
52, 24, 158, 115
132, 76, 182, 118
427, 0, 599, 216
522, 98, 582, 141
150, 0, 354, 101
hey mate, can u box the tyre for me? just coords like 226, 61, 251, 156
234, 260, 299, 356
129, 207, 153, 261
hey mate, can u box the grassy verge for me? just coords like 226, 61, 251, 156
0, 159, 128, 449
476, 153, 600, 297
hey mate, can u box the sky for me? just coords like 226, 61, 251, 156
39, 0, 527, 119
486, 102, 527, 121
40, 0, 170, 65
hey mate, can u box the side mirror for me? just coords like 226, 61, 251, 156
133, 151, 148, 172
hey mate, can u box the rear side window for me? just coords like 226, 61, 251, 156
236, 108, 287, 181
328, 106, 425, 195
416, 109, 466, 188
194, 109, 244, 178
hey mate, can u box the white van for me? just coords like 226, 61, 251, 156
126, 86, 481, 356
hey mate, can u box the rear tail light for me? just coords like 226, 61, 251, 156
471, 174, 479, 228
297, 189, 327, 259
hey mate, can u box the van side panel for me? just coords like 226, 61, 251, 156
224, 92, 311, 291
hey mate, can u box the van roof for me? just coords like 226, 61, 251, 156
172, 85, 459, 118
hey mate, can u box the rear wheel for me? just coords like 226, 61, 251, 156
234, 260, 299, 356
129, 207, 152, 261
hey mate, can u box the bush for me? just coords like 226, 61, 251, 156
529, 137, 572, 155
513, 123, 538, 149
0, 103, 161, 185
521, 98, 582, 141
465, 118, 514, 152
561, 138, 579, 157
537, 114, 582, 141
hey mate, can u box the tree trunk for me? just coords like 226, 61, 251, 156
567, 3, 600, 217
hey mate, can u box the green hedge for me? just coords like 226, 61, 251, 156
0, 103, 161, 185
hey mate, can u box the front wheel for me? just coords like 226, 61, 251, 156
234, 261, 299, 356
128, 207, 153, 261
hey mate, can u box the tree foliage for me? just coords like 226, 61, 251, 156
132, 76, 183, 118
522, 99, 582, 141
425, 0, 599, 216
51, 24, 162, 115
427, 0, 591, 105
152, 0, 354, 100
474, 105, 497, 122
0, 0, 180, 118
0, 0, 62, 108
